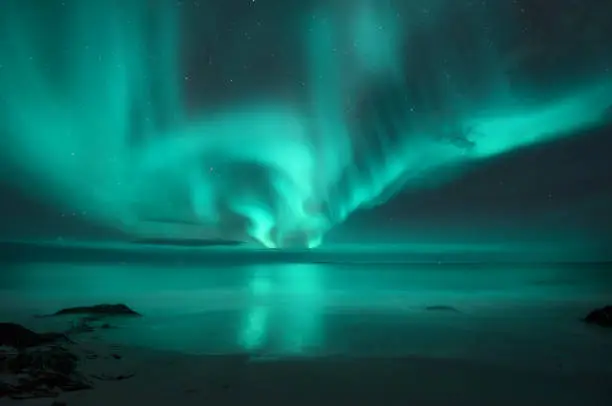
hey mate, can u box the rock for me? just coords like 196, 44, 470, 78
66, 317, 97, 335
584, 305, 612, 327
7, 346, 78, 376
0, 319, 132, 399
0, 346, 92, 399
0, 323, 68, 349
91, 372, 135, 381
52, 304, 141, 317
0, 323, 44, 348
63, 316, 118, 337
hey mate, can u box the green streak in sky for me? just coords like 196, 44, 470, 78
1, 0, 610, 248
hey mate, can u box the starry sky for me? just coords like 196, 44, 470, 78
0, 0, 611, 258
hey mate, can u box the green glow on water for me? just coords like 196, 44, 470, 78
1, 1, 610, 248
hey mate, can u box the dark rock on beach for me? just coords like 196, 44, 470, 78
0, 323, 91, 399
1, 346, 92, 399
1, 304, 140, 399
1, 318, 135, 399
0, 323, 69, 349
584, 305, 612, 327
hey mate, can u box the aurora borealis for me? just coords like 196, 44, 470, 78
1, 0, 611, 249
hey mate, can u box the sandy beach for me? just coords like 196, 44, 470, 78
2, 337, 612, 406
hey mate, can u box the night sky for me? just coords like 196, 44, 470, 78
3, 121, 611, 250
0, 0, 611, 258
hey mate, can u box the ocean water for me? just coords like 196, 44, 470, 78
1, 253, 611, 374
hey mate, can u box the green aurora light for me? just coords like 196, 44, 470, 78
1, 0, 611, 248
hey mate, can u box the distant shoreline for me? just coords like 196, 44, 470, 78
130, 238, 245, 247
0, 239, 610, 266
